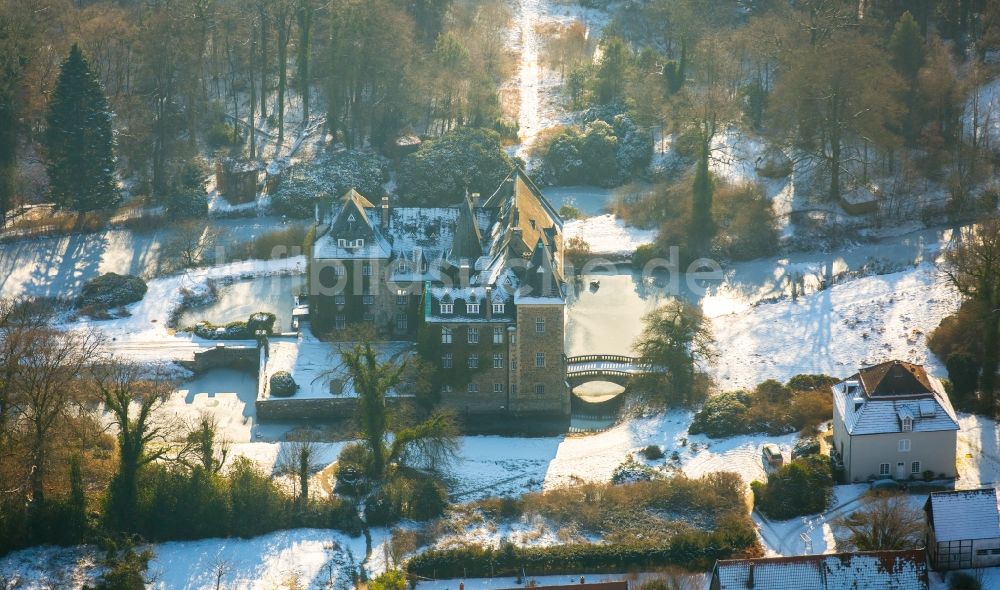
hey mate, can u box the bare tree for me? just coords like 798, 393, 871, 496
162, 220, 221, 271
833, 493, 925, 551
16, 327, 100, 509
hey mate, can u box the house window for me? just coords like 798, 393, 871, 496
911, 461, 921, 474
363, 293, 374, 305
468, 354, 479, 369
535, 352, 545, 368
396, 312, 408, 330
879, 463, 890, 476
362, 263, 372, 276
535, 318, 545, 333
991, 549, 1000, 555
512, 359, 518, 370
534, 383, 545, 395
440, 303, 454, 314
442, 384, 452, 393
901, 416, 913, 432
363, 312, 374, 322
898, 439, 911, 452
335, 294, 346, 305
493, 303, 505, 314
354, 239, 365, 248
511, 384, 517, 395
338, 238, 347, 247
493, 327, 504, 344
467, 303, 480, 314
467, 328, 480, 344
396, 290, 407, 305
493, 353, 504, 369
335, 315, 346, 330
441, 327, 453, 344
468, 383, 480, 394
334, 265, 346, 276
977, 549, 989, 556
494, 383, 504, 393
442, 353, 453, 369
396, 260, 407, 273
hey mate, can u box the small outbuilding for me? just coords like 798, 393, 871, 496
925, 488, 1000, 570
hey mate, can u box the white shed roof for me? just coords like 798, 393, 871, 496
927, 488, 1000, 542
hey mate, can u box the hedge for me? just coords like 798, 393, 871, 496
78, 272, 148, 309
407, 529, 758, 578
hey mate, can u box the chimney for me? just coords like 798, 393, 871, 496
470, 192, 480, 208
380, 196, 390, 228
485, 287, 492, 319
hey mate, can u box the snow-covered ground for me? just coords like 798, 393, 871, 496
564, 214, 657, 255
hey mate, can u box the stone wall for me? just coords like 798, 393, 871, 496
511, 303, 570, 416
255, 395, 411, 421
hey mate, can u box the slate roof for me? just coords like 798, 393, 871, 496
858, 360, 935, 396
925, 488, 1000, 543
832, 361, 959, 436
712, 550, 928, 590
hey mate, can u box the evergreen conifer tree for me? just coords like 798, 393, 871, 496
45, 44, 117, 211
689, 141, 715, 254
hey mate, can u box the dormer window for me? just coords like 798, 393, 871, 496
348, 213, 356, 222
338, 238, 347, 247
492, 303, 505, 314
397, 260, 407, 273
354, 238, 364, 248
467, 303, 480, 314
901, 416, 913, 432
440, 303, 454, 314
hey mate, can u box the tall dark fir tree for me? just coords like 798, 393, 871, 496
45, 44, 118, 211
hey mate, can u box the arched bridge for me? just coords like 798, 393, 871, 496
566, 355, 650, 387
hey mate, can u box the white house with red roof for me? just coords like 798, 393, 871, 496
831, 360, 959, 483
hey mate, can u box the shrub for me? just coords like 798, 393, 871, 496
948, 571, 981, 590
78, 273, 148, 309
631, 244, 661, 269
205, 121, 238, 148
539, 120, 635, 187
166, 190, 208, 219
193, 320, 249, 340
247, 311, 277, 335
689, 391, 750, 437
786, 374, 839, 391
564, 236, 592, 271
269, 371, 297, 397
408, 477, 449, 521
946, 352, 980, 399
397, 127, 514, 206
922, 469, 935, 482
791, 437, 820, 460
641, 445, 664, 460
755, 456, 833, 520
559, 204, 582, 219
369, 571, 408, 590
611, 456, 658, 485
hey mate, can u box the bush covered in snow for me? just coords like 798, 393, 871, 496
611, 456, 660, 485
538, 115, 651, 187
269, 371, 297, 397
247, 311, 277, 335
193, 320, 249, 340
270, 150, 388, 218
78, 272, 148, 310
396, 127, 514, 206
640, 444, 665, 460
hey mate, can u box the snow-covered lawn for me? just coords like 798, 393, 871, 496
0, 528, 388, 590
710, 262, 960, 389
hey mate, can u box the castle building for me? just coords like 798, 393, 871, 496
309, 170, 570, 419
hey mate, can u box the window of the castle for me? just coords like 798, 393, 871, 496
493, 353, 504, 368
396, 313, 407, 330
442, 353, 453, 368
534, 384, 545, 395
468, 383, 480, 394
493, 327, 504, 344
535, 318, 545, 333
362, 263, 372, 276
467, 303, 480, 314
467, 328, 479, 344
441, 327, 453, 344
440, 303, 454, 314
396, 290, 407, 305
494, 383, 504, 393
493, 303, 505, 314
535, 352, 545, 368
468, 354, 479, 369
335, 315, 346, 330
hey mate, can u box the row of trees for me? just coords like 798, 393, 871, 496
0, 296, 457, 560
562, 0, 997, 262
0, 0, 515, 219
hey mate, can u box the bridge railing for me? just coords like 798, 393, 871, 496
566, 354, 639, 365
566, 369, 634, 379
